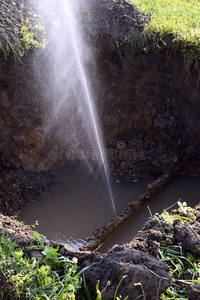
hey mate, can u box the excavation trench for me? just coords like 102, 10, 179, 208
1, 0, 200, 298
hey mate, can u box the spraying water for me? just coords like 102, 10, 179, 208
63, 0, 116, 214
35, 0, 116, 214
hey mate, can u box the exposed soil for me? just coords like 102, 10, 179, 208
0, 153, 54, 216
96, 41, 200, 181
87, 1, 200, 181
122, 204, 200, 299
126, 205, 200, 257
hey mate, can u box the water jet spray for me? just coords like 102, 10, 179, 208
36, 0, 116, 215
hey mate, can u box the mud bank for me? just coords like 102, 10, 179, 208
1, 202, 200, 299
0, 153, 54, 216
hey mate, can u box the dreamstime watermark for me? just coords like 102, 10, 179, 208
48, 141, 147, 162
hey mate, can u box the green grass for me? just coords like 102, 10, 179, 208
159, 244, 200, 299
130, 0, 200, 63
0, 230, 128, 300
0, 230, 82, 299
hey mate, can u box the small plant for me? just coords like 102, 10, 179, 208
20, 15, 47, 52
161, 201, 196, 226
147, 201, 196, 229
134, 282, 146, 300
81, 274, 128, 300
114, 275, 128, 300
33, 230, 45, 248
0, 14, 47, 61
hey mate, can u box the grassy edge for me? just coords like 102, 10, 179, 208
125, 0, 200, 68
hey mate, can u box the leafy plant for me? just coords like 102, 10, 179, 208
0, 14, 47, 61
20, 15, 47, 52
147, 201, 196, 230
34, 230, 45, 247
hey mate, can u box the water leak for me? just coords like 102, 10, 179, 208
63, 0, 115, 214
34, 0, 115, 214
18, 163, 154, 249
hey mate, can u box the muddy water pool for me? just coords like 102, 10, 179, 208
18, 163, 153, 248
18, 164, 200, 251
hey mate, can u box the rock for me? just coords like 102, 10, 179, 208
82, 248, 171, 300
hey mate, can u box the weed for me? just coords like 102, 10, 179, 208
33, 230, 45, 247
20, 15, 47, 52
114, 275, 128, 300
134, 282, 146, 300
158, 239, 200, 298
0, 14, 47, 61
146, 202, 200, 298
147, 201, 196, 230
80, 274, 128, 300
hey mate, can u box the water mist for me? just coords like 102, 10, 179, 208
35, 0, 116, 214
